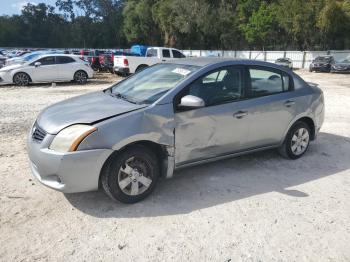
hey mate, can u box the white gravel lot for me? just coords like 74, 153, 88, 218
0, 70, 349, 262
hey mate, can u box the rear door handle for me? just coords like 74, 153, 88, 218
284, 100, 295, 107
233, 110, 248, 119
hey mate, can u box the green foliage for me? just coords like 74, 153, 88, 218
0, 0, 349, 50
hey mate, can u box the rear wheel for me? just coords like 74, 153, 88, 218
74, 70, 88, 84
279, 121, 311, 159
101, 145, 159, 203
13, 72, 30, 86
135, 65, 148, 73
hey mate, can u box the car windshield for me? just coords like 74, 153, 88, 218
340, 59, 350, 63
315, 56, 331, 62
110, 63, 199, 104
24, 53, 41, 61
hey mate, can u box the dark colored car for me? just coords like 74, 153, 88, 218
309, 56, 334, 73
331, 59, 350, 73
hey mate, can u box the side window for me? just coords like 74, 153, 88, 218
162, 49, 171, 58
36, 56, 56, 65
248, 67, 289, 97
146, 49, 158, 57
172, 50, 185, 58
185, 66, 244, 107
57, 56, 75, 64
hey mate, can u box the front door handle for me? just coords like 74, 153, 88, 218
284, 100, 295, 107
233, 110, 248, 119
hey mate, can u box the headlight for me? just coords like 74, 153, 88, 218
50, 124, 97, 153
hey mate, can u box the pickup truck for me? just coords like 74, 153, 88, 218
113, 47, 186, 75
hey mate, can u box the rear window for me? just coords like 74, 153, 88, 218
146, 49, 158, 57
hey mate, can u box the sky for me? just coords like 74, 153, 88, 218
0, 0, 57, 15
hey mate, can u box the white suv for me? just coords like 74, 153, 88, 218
0, 54, 94, 86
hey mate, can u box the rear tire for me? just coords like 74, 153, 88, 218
74, 70, 88, 84
278, 121, 311, 159
135, 65, 148, 73
101, 145, 159, 204
13, 72, 30, 86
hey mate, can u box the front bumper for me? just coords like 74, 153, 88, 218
0, 71, 13, 84
331, 68, 350, 73
310, 65, 330, 72
27, 130, 113, 193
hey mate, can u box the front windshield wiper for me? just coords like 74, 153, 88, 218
110, 92, 140, 105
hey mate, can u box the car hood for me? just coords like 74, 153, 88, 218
0, 63, 23, 72
333, 63, 350, 67
37, 91, 147, 134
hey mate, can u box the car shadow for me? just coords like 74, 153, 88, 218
65, 132, 350, 218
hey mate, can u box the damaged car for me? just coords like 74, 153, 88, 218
27, 58, 325, 203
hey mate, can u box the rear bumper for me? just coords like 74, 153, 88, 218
27, 131, 112, 193
113, 66, 130, 75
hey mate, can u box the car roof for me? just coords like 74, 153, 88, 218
167, 57, 289, 70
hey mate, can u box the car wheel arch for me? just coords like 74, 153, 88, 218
283, 116, 316, 143
99, 140, 171, 187
13, 72, 32, 82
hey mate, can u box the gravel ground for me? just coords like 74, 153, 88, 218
0, 70, 349, 262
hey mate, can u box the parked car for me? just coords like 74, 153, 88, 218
80, 50, 108, 71
275, 58, 293, 69
309, 55, 335, 72
5, 50, 63, 66
27, 58, 324, 203
113, 47, 186, 75
0, 54, 93, 86
330, 59, 350, 73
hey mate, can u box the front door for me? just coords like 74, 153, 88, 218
30, 56, 59, 82
174, 66, 251, 165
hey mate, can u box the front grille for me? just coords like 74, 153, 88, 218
32, 123, 47, 142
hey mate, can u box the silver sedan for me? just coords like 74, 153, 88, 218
27, 58, 325, 203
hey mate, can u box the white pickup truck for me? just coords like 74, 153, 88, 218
113, 47, 186, 75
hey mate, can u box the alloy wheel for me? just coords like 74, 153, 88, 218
14, 73, 29, 86
291, 127, 309, 156
117, 157, 153, 196
75, 71, 87, 84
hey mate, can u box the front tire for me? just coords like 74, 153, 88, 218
101, 145, 159, 203
279, 121, 311, 159
13, 72, 30, 86
74, 70, 88, 84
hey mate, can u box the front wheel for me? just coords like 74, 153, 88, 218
101, 145, 159, 203
74, 70, 88, 84
13, 72, 30, 86
279, 121, 311, 159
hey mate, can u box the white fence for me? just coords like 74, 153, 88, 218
181, 50, 350, 69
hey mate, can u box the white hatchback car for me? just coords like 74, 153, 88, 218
0, 54, 94, 86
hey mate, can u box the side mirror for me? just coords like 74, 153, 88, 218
34, 62, 41, 67
178, 95, 205, 108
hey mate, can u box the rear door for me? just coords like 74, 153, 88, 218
241, 66, 297, 148
161, 49, 172, 62
56, 56, 76, 80
29, 56, 59, 82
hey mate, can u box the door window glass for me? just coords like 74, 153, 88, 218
248, 68, 289, 97
172, 50, 185, 58
186, 67, 244, 106
57, 56, 75, 64
162, 49, 171, 58
36, 56, 56, 65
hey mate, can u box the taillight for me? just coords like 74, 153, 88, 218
123, 58, 129, 67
